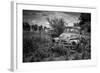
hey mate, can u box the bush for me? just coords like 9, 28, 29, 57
23, 38, 37, 54
74, 36, 91, 60
51, 44, 69, 58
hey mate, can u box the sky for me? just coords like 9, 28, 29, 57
23, 10, 81, 28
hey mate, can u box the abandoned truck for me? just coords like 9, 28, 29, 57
52, 26, 81, 45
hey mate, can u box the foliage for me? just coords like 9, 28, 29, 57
47, 18, 66, 37
23, 22, 30, 31
79, 13, 91, 33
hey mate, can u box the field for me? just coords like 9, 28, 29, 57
23, 30, 91, 62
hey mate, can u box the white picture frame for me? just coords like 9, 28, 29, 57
11, 1, 97, 72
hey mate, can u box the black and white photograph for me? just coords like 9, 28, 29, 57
23, 10, 91, 62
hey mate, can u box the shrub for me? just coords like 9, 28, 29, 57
51, 44, 69, 58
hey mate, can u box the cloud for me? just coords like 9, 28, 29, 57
23, 10, 80, 27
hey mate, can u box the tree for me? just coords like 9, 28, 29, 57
39, 25, 43, 31
23, 22, 30, 31
32, 24, 38, 31
79, 13, 91, 33
79, 13, 91, 23
47, 18, 66, 37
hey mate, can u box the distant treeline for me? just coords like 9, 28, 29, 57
23, 22, 49, 31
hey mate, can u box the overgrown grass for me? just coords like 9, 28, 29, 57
23, 31, 91, 62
